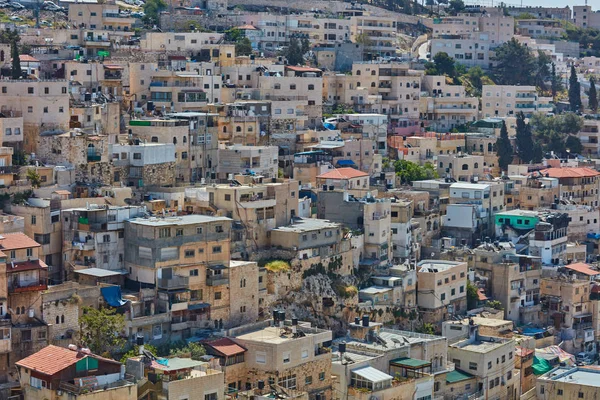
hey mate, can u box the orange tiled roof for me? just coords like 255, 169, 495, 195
317, 167, 368, 180
19, 55, 39, 62
285, 65, 322, 73
0, 233, 40, 251
16, 345, 86, 376
537, 167, 600, 179
236, 24, 258, 30
565, 262, 600, 276
204, 337, 246, 357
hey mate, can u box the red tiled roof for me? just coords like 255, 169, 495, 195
236, 24, 258, 30
536, 167, 600, 179
285, 65, 322, 73
19, 55, 39, 62
52, 190, 71, 195
7, 259, 47, 272
565, 262, 600, 276
204, 338, 246, 357
103, 64, 124, 70
317, 167, 368, 180
477, 289, 488, 301
16, 345, 85, 376
0, 233, 40, 251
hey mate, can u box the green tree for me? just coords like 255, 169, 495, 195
492, 38, 536, 86
466, 281, 478, 310
285, 38, 303, 66
465, 66, 485, 95
169, 341, 206, 360
590, 76, 598, 113
120, 344, 159, 363
26, 169, 41, 188
79, 307, 125, 355
485, 300, 504, 310
394, 160, 438, 184
448, 0, 465, 15
417, 323, 436, 335
496, 121, 513, 172
12, 150, 27, 166
515, 112, 534, 163
565, 135, 583, 155
301, 37, 310, 55
550, 62, 563, 98
535, 51, 552, 90
235, 37, 253, 56
10, 30, 21, 80
143, 0, 167, 26
568, 65, 582, 112
425, 52, 455, 77
532, 143, 544, 163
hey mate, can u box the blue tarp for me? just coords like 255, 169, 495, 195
337, 160, 356, 166
588, 233, 600, 240
101, 286, 128, 307
188, 302, 210, 310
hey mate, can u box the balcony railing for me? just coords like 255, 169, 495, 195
157, 275, 189, 290
8, 278, 48, 293
87, 153, 102, 162
206, 275, 229, 286
59, 375, 135, 395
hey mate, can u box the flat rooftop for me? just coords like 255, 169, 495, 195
128, 215, 231, 226
496, 209, 539, 217
543, 367, 600, 387
450, 182, 492, 190
418, 260, 464, 273
273, 218, 339, 233
234, 324, 329, 344
453, 338, 509, 353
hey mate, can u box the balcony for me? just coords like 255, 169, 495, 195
104, 72, 122, 80
85, 38, 111, 47
0, 165, 20, 175
157, 275, 189, 290
8, 278, 48, 293
206, 274, 229, 286
59, 375, 135, 396
170, 301, 188, 312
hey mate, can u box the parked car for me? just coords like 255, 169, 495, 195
9, 2, 25, 9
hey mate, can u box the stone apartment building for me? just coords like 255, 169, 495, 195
0, 110, 24, 151
419, 75, 479, 132
349, 15, 397, 58
62, 205, 146, 279
528, 212, 569, 266
538, 167, 600, 207
228, 318, 333, 400
573, 5, 600, 29
437, 154, 485, 182
515, 19, 564, 38
448, 327, 520, 400
417, 260, 468, 328
217, 144, 279, 179
537, 366, 600, 400
110, 142, 177, 188
205, 176, 299, 258
0, 79, 70, 153
390, 199, 414, 263
482, 85, 553, 118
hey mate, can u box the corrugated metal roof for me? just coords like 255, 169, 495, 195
351, 366, 392, 383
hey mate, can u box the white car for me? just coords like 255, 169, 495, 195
9, 15, 22, 21
9, 2, 25, 9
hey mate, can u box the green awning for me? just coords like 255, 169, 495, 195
446, 369, 473, 384
533, 355, 552, 375
390, 357, 431, 369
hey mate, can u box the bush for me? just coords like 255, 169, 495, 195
264, 260, 290, 272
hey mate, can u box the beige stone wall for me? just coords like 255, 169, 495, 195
167, 371, 224, 400
229, 261, 260, 327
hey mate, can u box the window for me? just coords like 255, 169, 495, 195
30, 376, 43, 389
557, 389, 563, 396
305, 376, 312, 385
488, 361, 492, 369
301, 349, 309, 359
256, 352, 266, 364
160, 247, 178, 260
159, 228, 171, 238
190, 269, 199, 276
215, 292, 222, 300
196, 227, 203, 234
22, 329, 31, 342
9, 250, 15, 259
185, 250, 195, 258
28, 87, 34, 94
278, 375, 297, 389
225, 194, 231, 201
579, 393, 584, 399
176, 229, 183, 237
469, 362, 477, 371
212, 246, 222, 254
283, 351, 291, 363
290, 84, 296, 90
308, 84, 315, 90
319, 372, 325, 381
26, 248, 33, 257
215, 225, 224, 233
133, 153, 142, 160
28, 106, 33, 113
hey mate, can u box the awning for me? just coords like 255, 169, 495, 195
351, 366, 392, 383
390, 357, 431, 369
207, 264, 227, 270
101, 286, 128, 307
104, 65, 124, 70
189, 302, 210, 310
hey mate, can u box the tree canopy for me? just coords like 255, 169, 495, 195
529, 113, 584, 157
284, 38, 303, 66
235, 37, 253, 56
492, 38, 543, 86
496, 121, 513, 172
589, 77, 598, 113
79, 306, 125, 356
568, 65, 582, 112
515, 112, 535, 163
394, 160, 438, 184
425, 52, 456, 77
143, 0, 167, 26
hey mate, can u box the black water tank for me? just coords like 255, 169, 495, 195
292, 318, 298, 326
278, 310, 286, 321
136, 334, 144, 346
354, 317, 360, 325
339, 342, 346, 353
147, 101, 154, 111
362, 315, 369, 327
258, 380, 265, 390
272, 309, 279, 321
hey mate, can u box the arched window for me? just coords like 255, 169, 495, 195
21, 307, 25, 315
356, 70, 361, 75
274, 83, 281, 89
248, 126, 253, 132
173, 137, 177, 144
183, 136, 187, 143
406, 94, 410, 100
357, 82, 361, 87
222, 126, 227, 133
56, 316, 59, 324
16, 307, 20, 315
371, 82, 376, 87
462, 164, 469, 170
474, 163, 479, 168
371, 70, 376, 76
87, 143, 95, 157
439, 162, 443, 168
61, 315, 65, 323
487, 143, 493, 152
236, 126, 242, 132
448, 163, 453, 169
